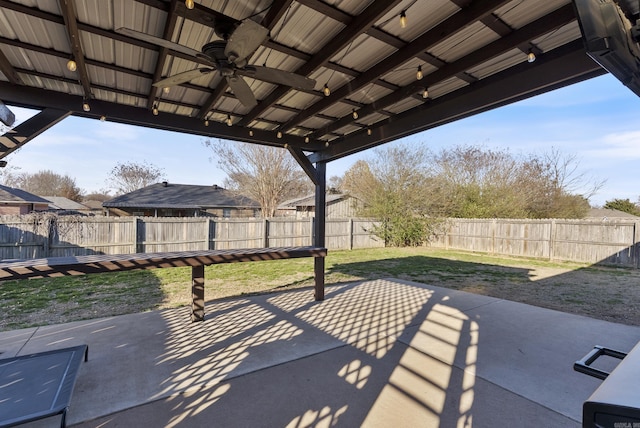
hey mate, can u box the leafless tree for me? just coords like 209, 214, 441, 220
106, 161, 165, 195
9, 169, 84, 201
204, 139, 312, 217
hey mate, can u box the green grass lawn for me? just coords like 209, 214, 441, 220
1, 247, 637, 330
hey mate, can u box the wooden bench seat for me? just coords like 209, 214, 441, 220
0, 246, 327, 321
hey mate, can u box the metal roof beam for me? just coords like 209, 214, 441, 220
0, 108, 70, 159
237, 0, 403, 126
146, 0, 180, 110
0, 82, 325, 152
280, 0, 512, 132
0, 47, 21, 85
309, 3, 577, 140
309, 40, 605, 163
58, 0, 92, 99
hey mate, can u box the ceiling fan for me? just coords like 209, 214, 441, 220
116, 16, 317, 108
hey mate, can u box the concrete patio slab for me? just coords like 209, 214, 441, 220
1, 278, 638, 427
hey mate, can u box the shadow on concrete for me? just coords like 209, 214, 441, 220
5, 277, 636, 427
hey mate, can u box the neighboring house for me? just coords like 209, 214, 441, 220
81, 199, 108, 215
586, 208, 640, 221
0, 185, 50, 215
102, 182, 260, 218
41, 196, 90, 215
277, 193, 362, 218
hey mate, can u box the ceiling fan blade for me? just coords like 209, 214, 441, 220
237, 66, 317, 91
153, 68, 215, 87
226, 75, 258, 108
225, 20, 269, 66
116, 27, 202, 58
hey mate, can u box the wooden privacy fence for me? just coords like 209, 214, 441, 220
0, 216, 383, 259
429, 218, 640, 268
1, 216, 638, 268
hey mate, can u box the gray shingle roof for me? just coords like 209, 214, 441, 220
41, 196, 88, 210
103, 183, 259, 209
587, 208, 640, 219
0, 185, 50, 204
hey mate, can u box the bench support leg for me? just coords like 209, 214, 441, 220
314, 257, 325, 301
191, 265, 205, 322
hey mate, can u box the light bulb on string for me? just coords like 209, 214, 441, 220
185, 0, 194, 9
82, 100, 90, 112
152, 103, 159, 115
399, 11, 407, 28
226, 114, 232, 126
352, 109, 358, 119
422, 88, 429, 99
527, 51, 536, 63
67, 58, 77, 72
323, 84, 331, 96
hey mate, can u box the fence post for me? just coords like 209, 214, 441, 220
133, 217, 144, 254
207, 218, 213, 250
309, 217, 314, 246
349, 218, 354, 250
491, 219, 496, 255
263, 218, 269, 248
634, 221, 639, 269
549, 219, 556, 261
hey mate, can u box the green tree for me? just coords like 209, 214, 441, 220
604, 198, 640, 216
342, 145, 436, 246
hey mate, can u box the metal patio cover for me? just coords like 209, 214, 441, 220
0, 0, 636, 171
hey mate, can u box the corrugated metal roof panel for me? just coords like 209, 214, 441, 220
273, 3, 344, 55
429, 21, 501, 63
324, 0, 375, 16
332, 33, 395, 72
495, 0, 570, 29
467, 48, 526, 80
533, 22, 581, 52
377, 0, 460, 42
428, 76, 469, 99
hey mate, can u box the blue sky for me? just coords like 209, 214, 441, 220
4, 72, 640, 206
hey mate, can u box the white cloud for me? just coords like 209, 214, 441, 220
585, 131, 640, 159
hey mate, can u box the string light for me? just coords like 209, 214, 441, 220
185, 0, 194, 9
99, 115, 106, 122
352, 109, 358, 120
277, 131, 283, 138
325, 141, 329, 147
152, 103, 159, 115
204, 119, 209, 126
304, 136, 310, 143
527, 51, 536, 63
226, 114, 232, 126
162, 86, 170, 94
367, 128, 372, 135
416, 65, 423, 80
67, 58, 77, 72
323, 84, 331, 96
82, 100, 90, 112
399, 11, 407, 28
422, 88, 429, 99
249, 130, 254, 137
